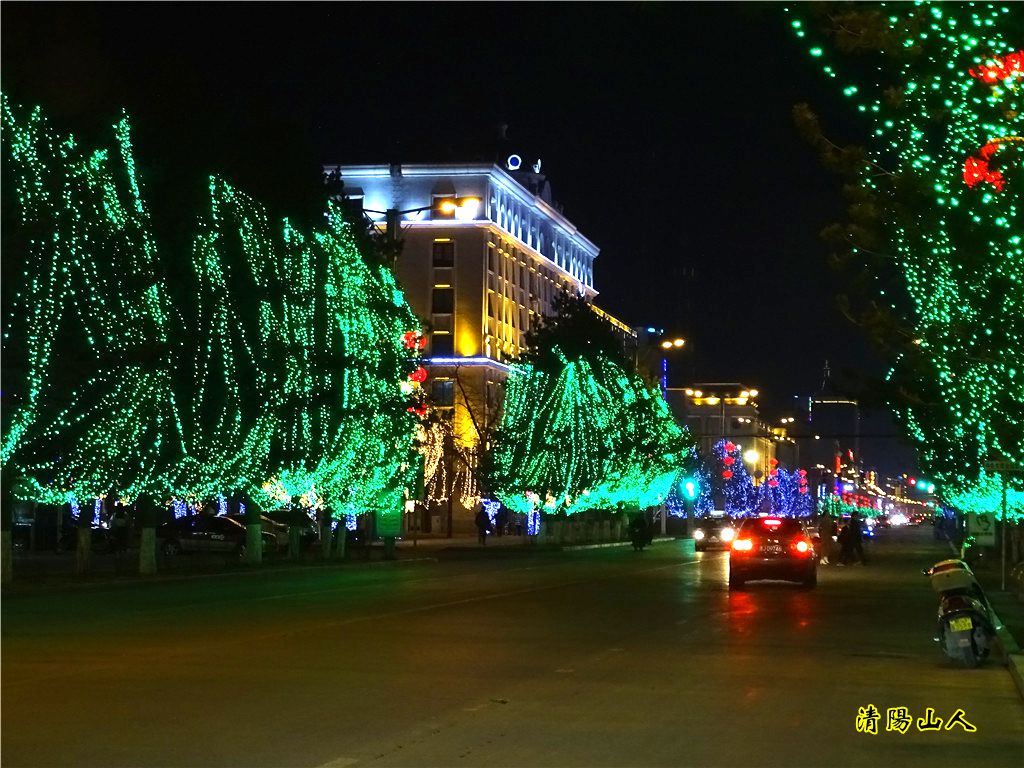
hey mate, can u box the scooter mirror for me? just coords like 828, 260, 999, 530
921, 568, 931, 576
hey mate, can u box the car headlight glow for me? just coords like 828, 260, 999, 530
721, 527, 736, 542
694, 529, 705, 540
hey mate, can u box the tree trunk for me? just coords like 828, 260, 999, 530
244, 500, 262, 566
319, 512, 333, 560
1, 471, 13, 585
138, 500, 157, 576
75, 518, 92, 576
288, 508, 302, 561
333, 523, 348, 561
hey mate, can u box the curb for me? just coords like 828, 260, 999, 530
1, 555, 440, 594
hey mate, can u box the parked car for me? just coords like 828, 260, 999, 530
264, 509, 320, 551
226, 513, 289, 553
157, 515, 275, 558
693, 514, 736, 551
729, 516, 817, 590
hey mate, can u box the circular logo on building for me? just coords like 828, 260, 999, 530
506, 154, 522, 171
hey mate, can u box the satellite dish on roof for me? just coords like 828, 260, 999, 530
507, 154, 522, 171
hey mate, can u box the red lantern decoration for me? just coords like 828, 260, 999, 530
768, 479, 779, 488
724, 442, 736, 453
402, 331, 418, 349
769, 468, 778, 477
799, 486, 808, 494
769, 458, 779, 467
798, 469, 807, 477
406, 403, 429, 417
417, 336, 428, 350
722, 470, 734, 480
723, 456, 735, 466
409, 367, 427, 384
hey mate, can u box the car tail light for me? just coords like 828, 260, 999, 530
732, 538, 754, 552
764, 518, 783, 527
721, 527, 736, 542
792, 538, 812, 555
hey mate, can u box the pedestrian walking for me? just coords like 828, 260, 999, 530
848, 512, 867, 564
495, 507, 508, 537
816, 514, 836, 565
474, 506, 492, 545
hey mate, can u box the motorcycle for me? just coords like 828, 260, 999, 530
923, 558, 996, 668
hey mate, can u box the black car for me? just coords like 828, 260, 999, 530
693, 515, 736, 551
728, 517, 817, 590
157, 515, 275, 558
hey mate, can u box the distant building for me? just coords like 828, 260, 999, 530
664, 383, 784, 482
327, 159, 634, 534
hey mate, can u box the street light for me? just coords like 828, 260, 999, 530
658, 338, 687, 392
365, 197, 483, 247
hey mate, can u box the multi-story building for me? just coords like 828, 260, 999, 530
328, 159, 633, 534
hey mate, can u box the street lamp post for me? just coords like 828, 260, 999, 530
659, 337, 686, 393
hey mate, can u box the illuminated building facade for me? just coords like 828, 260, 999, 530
329, 160, 633, 533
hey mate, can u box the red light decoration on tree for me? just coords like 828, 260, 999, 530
769, 468, 779, 477
768, 479, 779, 488
722, 469, 734, 479
409, 367, 428, 384
723, 456, 735, 466
407, 403, 428, 417
798, 468, 808, 477
724, 442, 736, 453
769, 458, 779, 467
969, 50, 1024, 84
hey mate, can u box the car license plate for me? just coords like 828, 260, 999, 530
950, 617, 973, 632
765, 544, 783, 555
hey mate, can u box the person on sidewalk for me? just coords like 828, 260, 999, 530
848, 512, 867, 564
474, 507, 492, 545
817, 514, 836, 565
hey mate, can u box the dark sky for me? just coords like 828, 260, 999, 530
1, 2, 914, 472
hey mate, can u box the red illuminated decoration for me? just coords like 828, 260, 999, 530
769, 458, 779, 467
798, 468, 807, 477
408, 366, 428, 384
969, 50, 1024, 84
402, 330, 428, 350
722, 469, 734, 479
799, 486, 809, 494
768, 479, 779, 488
724, 442, 736, 453
723, 456, 735, 466
962, 137, 1022, 193
407, 403, 428, 417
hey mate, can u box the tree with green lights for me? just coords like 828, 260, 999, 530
1, 98, 423, 577
788, 3, 1023, 522
488, 292, 695, 523
2, 98, 187, 574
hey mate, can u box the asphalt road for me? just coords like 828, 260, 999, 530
2, 526, 1022, 768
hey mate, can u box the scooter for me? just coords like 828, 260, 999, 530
923, 559, 996, 668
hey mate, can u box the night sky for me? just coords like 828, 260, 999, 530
2, 2, 913, 471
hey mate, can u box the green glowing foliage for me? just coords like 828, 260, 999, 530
489, 353, 695, 515
2, 98, 420, 524
788, 3, 1023, 511
2, 97, 186, 504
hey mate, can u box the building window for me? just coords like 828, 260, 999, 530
431, 333, 454, 357
431, 287, 454, 314
431, 379, 455, 406
432, 241, 455, 268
